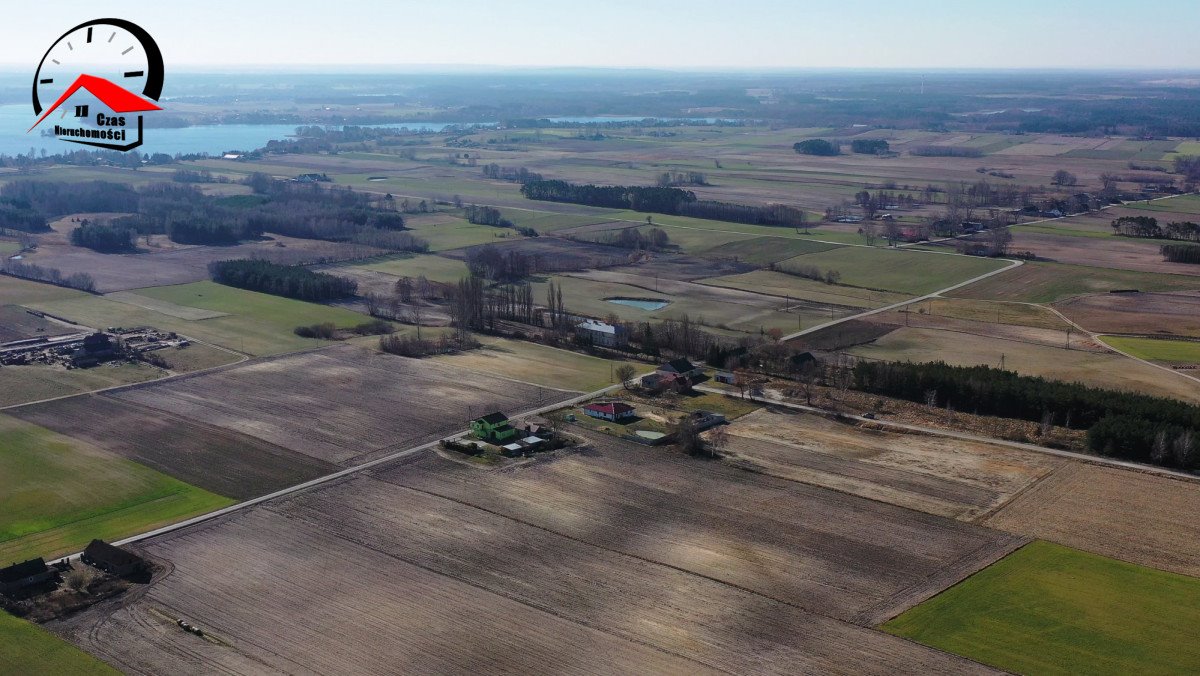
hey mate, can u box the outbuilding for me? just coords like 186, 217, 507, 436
82, 539, 146, 578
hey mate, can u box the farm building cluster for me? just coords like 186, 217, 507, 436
0, 540, 146, 603
0, 326, 191, 369
466, 411, 559, 457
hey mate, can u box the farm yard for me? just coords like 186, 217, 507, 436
108, 343, 569, 465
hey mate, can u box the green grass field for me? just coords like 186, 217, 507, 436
0, 275, 87, 306
408, 215, 528, 251
0, 611, 119, 675
950, 261, 1200, 304
1125, 194, 1200, 215
0, 415, 234, 563
884, 540, 1200, 675
696, 236, 840, 264
355, 253, 470, 282
0, 241, 19, 254
703, 270, 908, 309
1101, 336, 1200, 363
779, 247, 1008, 295
29, 281, 373, 357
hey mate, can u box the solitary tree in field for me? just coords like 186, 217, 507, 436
616, 364, 637, 389
1052, 169, 1078, 187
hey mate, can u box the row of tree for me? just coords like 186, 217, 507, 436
520, 179, 696, 213
208, 259, 357, 302
598, 226, 671, 250
481, 164, 543, 183
0, 259, 95, 292
1162, 243, 1200, 264
851, 360, 1200, 469
677, 200, 808, 227
1112, 215, 1200, 242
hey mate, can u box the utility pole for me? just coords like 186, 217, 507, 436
999, 354, 1006, 370
1066, 327, 1072, 350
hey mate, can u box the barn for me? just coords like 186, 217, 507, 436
0, 558, 56, 597
82, 539, 146, 578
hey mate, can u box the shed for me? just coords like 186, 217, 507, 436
715, 371, 735, 384
82, 540, 145, 577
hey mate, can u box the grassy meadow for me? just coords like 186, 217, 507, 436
884, 540, 1200, 675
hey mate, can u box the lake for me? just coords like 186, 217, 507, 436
0, 104, 474, 158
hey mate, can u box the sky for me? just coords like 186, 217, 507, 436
0, 0, 1198, 71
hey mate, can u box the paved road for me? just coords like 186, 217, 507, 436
51, 372, 642, 564
780, 255, 1023, 341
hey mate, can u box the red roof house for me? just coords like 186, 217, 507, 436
583, 401, 636, 422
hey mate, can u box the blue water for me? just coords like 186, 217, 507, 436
0, 104, 474, 158
607, 297, 669, 311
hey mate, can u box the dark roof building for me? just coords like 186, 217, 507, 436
658, 358, 700, 375
0, 558, 55, 597
477, 412, 509, 425
82, 540, 146, 578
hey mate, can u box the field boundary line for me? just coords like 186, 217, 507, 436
694, 384, 1200, 484
780, 256, 1023, 341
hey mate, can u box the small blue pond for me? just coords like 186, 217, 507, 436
606, 297, 669, 311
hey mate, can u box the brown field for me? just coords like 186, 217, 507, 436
54, 433, 1015, 674
0, 304, 64, 341
848, 326, 1200, 403
21, 235, 389, 293
983, 463, 1200, 578
110, 343, 568, 466
8, 394, 334, 500
723, 408, 1060, 520
865, 306, 1103, 353
1055, 291, 1200, 337
1008, 230, 1200, 276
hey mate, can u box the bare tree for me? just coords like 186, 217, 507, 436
616, 364, 636, 389
706, 425, 729, 458
672, 415, 705, 457
861, 222, 878, 246
1052, 169, 1078, 187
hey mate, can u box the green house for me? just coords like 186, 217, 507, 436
471, 411, 518, 443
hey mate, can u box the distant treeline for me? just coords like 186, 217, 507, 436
851, 139, 890, 154
852, 360, 1200, 469
208, 259, 357, 302
520, 179, 806, 227
481, 164, 543, 183
598, 226, 671, 251
464, 204, 514, 228
1162, 243, 1200, 264
1112, 215, 1200, 242
656, 171, 707, 187
908, 145, 983, 158
793, 139, 840, 156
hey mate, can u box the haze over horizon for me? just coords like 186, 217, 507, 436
1, 0, 1197, 71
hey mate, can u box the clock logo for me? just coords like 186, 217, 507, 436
28, 18, 164, 151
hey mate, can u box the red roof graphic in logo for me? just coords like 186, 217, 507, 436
29, 73, 161, 132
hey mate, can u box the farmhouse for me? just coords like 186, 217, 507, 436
82, 539, 146, 578
471, 411, 518, 443
657, 358, 703, 379
575, 319, 627, 347
584, 401, 636, 422
0, 558, 55, 597
641, 371, 692, 393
